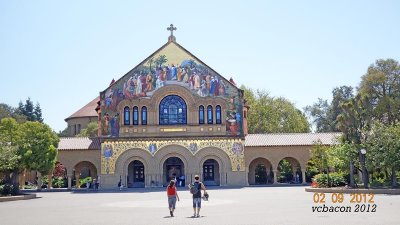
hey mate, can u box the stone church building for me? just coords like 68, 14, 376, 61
56, 25, 339, 189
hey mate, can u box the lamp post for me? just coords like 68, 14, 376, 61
322, 152, 330, 187
360, 148, 368, 189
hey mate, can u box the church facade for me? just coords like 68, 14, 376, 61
56, 26, 339, 189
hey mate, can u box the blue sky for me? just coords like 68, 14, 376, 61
1, 1, 399, 132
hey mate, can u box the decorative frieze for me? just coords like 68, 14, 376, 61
101, 138, 245, 174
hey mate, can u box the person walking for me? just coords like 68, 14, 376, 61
189, 175, 207, 218
167, 180, 180, 217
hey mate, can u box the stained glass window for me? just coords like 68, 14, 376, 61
124, 106, 130, 125
216, 105, 221, 124
133, 106, 138, 125
141, 106, 147, 125
207, 105, 213, 124
199, 105, 204, 124
159, 95, 187, 125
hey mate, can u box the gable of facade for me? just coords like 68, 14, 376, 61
98, 41, 245, 138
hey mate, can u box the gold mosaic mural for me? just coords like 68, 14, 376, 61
101, 139, 245, 174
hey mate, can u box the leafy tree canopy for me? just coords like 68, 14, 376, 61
0, 144, 20, 173
305, 86, 354, 132
242, 85, 310, 133
16, 121, 59, 174
0, 103, 27, 123
76, 121, 98, 137
17, 98, 44, 122
358, 59, 400, 126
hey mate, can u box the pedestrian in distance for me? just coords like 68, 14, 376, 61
167, 180, 180, 217
188, 174, 207, 218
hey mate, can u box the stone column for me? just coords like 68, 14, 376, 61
37, 172, 42, 191
75, 171, 80, 188
302, 169, 307, 184
272, 170, 277, 184
67, 175, 72, 190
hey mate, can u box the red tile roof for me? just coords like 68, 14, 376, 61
58, 137, 101, 150
65, 97, 99, 121
245, 133, 341, 147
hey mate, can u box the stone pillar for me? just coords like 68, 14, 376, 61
248, 171, 255, 185
75, 171, 80, 188
37, 172, 42, 191
302, 169, 307, 184
67, 175, 72, 190
245, 170, 249, 186
272, 170, 277, 184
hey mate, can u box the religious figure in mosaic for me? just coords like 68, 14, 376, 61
232, 142, 243, 156
148, 143, 157, 154
189, 143, 198, 154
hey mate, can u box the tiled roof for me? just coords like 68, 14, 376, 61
245, 133, 341, 147
58, 137, 101, 150
65, 97, 99, 121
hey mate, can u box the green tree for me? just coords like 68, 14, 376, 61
278, 160, 294, 183
0, 103, 27, 123
242, 86, 309, 133
367, 123, 400, 187
17, 98, 44, 122
57, 127, 69, 137
305, 85, 354, 132
337, 94, 372, 188
0, 118, 20, 143
309, 141, 329, 174
0, 118, 22, 191
76, 122, 98, 137
16, 122, 59, 175
34, 102, 43, 122
304, 98, 331, 132
0, 144, 21, 178
358, 59, 400, 126
0, 119, 59, 193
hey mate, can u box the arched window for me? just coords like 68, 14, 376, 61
141, 106, 147, 125
159, 95, 187, 125
199, 105, 205, 124
207, 105, 213, 124
124, 106, 130, 125
133, 106, 138, 125
216, 105, 221, 124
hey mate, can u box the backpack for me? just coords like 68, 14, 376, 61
189, 182, 200, 195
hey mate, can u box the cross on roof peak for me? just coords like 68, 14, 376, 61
167, 24, 177, 42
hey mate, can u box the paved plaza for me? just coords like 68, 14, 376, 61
1, 186, 399, 225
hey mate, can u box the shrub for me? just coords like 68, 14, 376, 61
0, 183, 18, 196
313, 172, 346, 187
79, 177, 92, 188
52, 177, 67, 188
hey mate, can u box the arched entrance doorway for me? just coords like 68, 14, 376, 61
163, 157, 185, 186
202, 159, 220, 186
127, 160, 145, 188
248, 158, 273, 185
277, 157, 302, 184
73, 161, 97, 188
